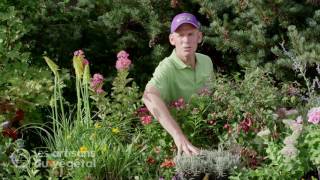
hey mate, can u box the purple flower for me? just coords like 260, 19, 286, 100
307, 107, 320, 124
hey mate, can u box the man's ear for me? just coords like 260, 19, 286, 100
169, 33, 175, 46
198, 32, 203, 44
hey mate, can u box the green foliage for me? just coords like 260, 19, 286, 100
187, 68, 294, 148
304, 125, 320, 167
230, 120, 312, 180
0, 139, 46, 179
0, 0, 53, 125
41, 52, 148, 179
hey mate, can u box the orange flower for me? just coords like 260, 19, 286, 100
47, 159, 55, 168
146, 156, 156, 164
160, 158, 175, 168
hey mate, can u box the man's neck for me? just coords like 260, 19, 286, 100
176, 52, 196, 69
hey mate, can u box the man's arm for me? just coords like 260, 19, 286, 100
142, 84, 199, 155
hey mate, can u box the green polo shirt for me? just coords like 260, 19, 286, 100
147, 49, 214, 104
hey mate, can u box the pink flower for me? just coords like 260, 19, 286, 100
140, 115, 152, 125
90, 73, 105, 93
117, 50, 129, 60
74, 50, 85, 57
198, 87, 211, 96
96, 88, 105, 94
116, 58, 131, 71
307, 107, 320, 124
83, 58, 89, 66
115, 50, 131, 71
170, 97, 185, 110
90, 73, 104, 87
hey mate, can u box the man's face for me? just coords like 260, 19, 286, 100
169, 23, 202, 58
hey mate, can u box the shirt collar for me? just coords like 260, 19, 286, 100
170, 49, 198, 69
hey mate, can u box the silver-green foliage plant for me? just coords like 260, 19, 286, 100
174, 148, 240, 179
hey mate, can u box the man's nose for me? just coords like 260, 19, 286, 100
181, 36, 190, 43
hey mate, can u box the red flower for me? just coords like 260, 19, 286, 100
160, 158, 175, 168
2, 128, 18, 140
146, 156, 156, 164
13, 109, 24, 122
239, 114, 253, 133
136, 106, 150, 117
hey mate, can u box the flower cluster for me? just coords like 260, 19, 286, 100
238, 113, 253, 134
146, 156, 156, 164
112, 127, 120, 134
307, 107, 320, 124
170, 97, 186, 110
73, 49, 89, 67
160, 158, 175, 168
90, 73, 105, 94
74, 50, 89, 65
136, 106, 153, 125
115, 50, 131, 71
197, 86, 212, 96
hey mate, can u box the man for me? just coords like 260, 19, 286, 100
142, 12, 214, 156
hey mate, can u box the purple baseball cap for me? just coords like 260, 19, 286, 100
170, 12, 201, 33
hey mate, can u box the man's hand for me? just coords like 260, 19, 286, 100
143, 84, 200, 156
173, 134, 200, 156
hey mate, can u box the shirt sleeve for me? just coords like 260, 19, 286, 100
146, 61, 171, 103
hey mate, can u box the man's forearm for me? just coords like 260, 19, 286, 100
142, 89, 184, 139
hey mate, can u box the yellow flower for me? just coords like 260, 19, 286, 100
112, 127, 120, 134
94, 123, 101, 128
79, 146, 88, 153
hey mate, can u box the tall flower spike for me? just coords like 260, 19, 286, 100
44, 56, 59, 75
